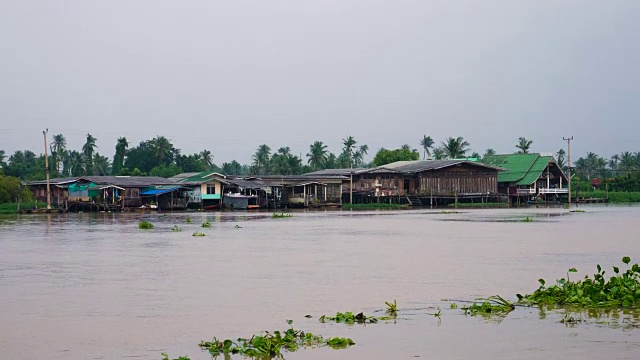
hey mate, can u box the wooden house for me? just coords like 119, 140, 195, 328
25, 177, 77, 208
170, 171, 227, 209
482, 154, 568, 202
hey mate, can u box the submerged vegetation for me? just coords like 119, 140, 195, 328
517, 257, 640, 308
198, 321, 354, 358
271, 213, 293, 219
138, 221, 154, 229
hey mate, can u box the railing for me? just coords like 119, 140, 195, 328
517, 187, 569, 194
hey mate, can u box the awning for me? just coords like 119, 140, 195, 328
140, 187, 180, 196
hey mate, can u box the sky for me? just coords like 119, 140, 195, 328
1, 0, 639, 165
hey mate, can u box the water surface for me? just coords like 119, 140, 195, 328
1, 206, 639, 359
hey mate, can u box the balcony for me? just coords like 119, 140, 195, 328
517, 187, 569, 195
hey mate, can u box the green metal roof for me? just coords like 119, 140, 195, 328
515, 156, 552, 185
481, 154, 540, 183
177, 171, 225, 183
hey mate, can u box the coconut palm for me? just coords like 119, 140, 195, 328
252, 144, 271, 174
419, 135, 434, 160
307, 141, 328, 170
515, 137, 533, 154
441, 137, 470, 159
432, 147, 446, 160
483, 148, 496, 158
620, 151, 636, 173
81, 134, 97, 175
200, 150, 214, 170
51, 134, 66, 174
0, 149, 5, 168
93, 153, 111, 175
149, 136, 173, 166
342, 136, 357, 167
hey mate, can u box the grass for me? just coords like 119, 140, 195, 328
272, 213, 293, 219
198, 321, 354, 357
343, 203, 408, 210
577, 191, 640, 203
0, 201, 48, 214
447, 202, 509, 208
138, 221, 154, 229
517, 256, 640, 308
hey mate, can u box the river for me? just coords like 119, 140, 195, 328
1, 206, 639, 359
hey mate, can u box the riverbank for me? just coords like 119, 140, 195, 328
0, 201, 47, 214
342, 203, 409, 210
578, 191, 640, 203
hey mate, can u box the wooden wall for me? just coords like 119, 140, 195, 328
418, 165, 498, 195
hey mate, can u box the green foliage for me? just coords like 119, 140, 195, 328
199, 322, 354, 357
272, 213, 293, 219
0, 200, 45, 214
462, 295, 515, 316
343, 203, 408, 210
0, 174, 33, 204
138, 221, 154, 229
201, 221, 212, 228
160, 353, 190, 360
149, 164, 183, 178
523, 216, 534, 222
577, 191, 640, 203
447, 202, 508, 208
185, 216, 192, 223
171, 225, 182, 232
517, 257, 640, 308
385, 300, 397, 314
371, 147, 420, 167
319, 311, 378, 324
192, 232, 206, 237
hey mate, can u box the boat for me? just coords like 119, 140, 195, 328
223, 193, 261, 210
204, 203, 222, 211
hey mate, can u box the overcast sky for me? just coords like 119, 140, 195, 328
1, 1, 639, 164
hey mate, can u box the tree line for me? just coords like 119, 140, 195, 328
1, 133, 639, 185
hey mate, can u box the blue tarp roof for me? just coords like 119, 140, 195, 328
140, 187, 179, 196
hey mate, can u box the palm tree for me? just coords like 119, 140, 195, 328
0, 149, 5, 168
419, 135, 434, 160
252, 144, 271, 175
483, 148, 496, 158
149, 136, 173, 166
271, 147, 292, 175
441, 137, 470, 159
82, 133, 98, 175
342, 136, 357, 167
51, 134, 66, 174
307, 141, 328, 170
68, 150, 84, 176
432, 147, 446, 160
620, 151, 635, 173
200, 150, 214, 170
515, 137, 533, 154
93, 153, 111, 175
112, 137, 128, 175
353, 145, 369, 167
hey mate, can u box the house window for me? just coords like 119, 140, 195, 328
206, 185, 216, 194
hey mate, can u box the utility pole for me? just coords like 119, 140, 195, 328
349, 155, 353, 205
563, 136, 573, 209
43, 129, 51, 210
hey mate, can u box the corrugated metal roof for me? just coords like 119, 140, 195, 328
175, 171, 226, 184
481, 154, 540, 183
25, 177, 78, 186
515, 156, 553, 185
301, 168, 366, 176
78, 176, 176, 187
362, 160, 503, 174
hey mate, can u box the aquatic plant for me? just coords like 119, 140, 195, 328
201, 221, 212, 228
320, 312, 378, 324
138, 221, 154, 229
517, 257, 640, 308
171, 225, 182, 232
185, 216, 192, 223
440, 210, 459, 214
462, 295, 515, 316
192, 232, 206, 237
523, 216, 534, 222
272, 213, 293, 219
235, 224, 243, 229
450, 303, 458, 309
385, 300, 397, 314
570, 210, 586, 213
343, 203, 408, 210
199, 321, 354, 357
161, 354, 190, 360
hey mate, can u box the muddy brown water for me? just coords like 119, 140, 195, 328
1, 206, 639, 359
